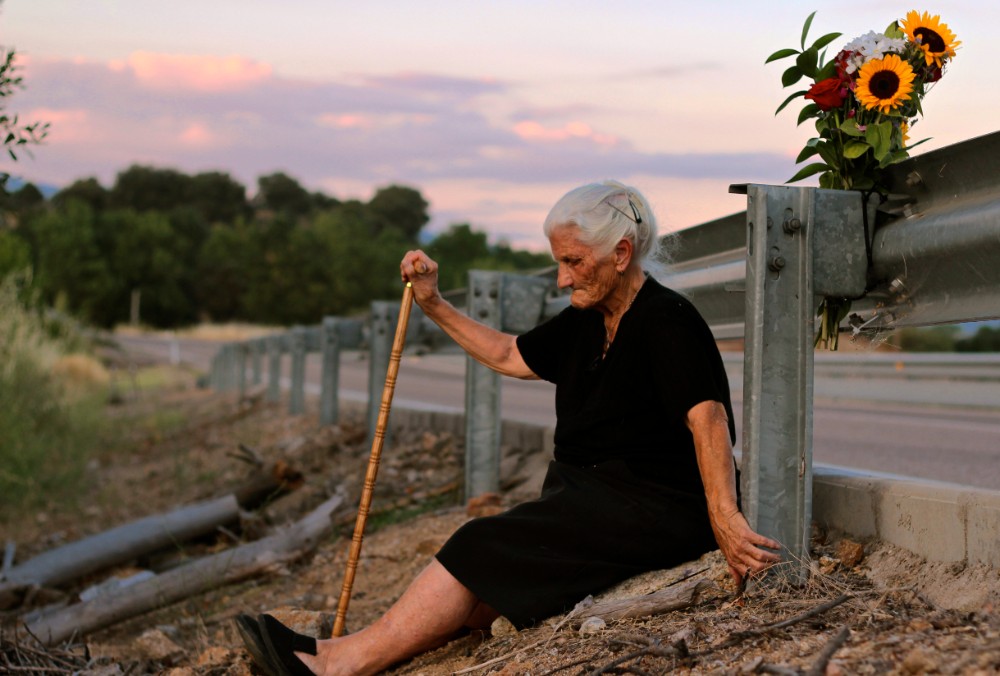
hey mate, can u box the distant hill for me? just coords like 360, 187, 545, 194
5, 176, 60, 198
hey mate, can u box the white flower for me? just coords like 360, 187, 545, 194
841, 31, 908, 74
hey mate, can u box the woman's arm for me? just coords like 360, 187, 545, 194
401, 250, 538, 380
686, 400, 782, 585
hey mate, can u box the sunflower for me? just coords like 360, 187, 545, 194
900, 121, 910, 148
855, 53, 916, 114
901, 10, 960, 68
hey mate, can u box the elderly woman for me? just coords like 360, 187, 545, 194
240, 181, 781, 676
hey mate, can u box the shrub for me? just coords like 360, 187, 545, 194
0, 272, 104, 513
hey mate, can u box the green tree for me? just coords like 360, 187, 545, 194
53, 177, 109, 212
426, 223, 490, 289
893, 325, 960, 352
107, 209, 196, 327
109, 165, 193, 212
956, 325, 1000, 352
196, 222, 254, 321
0, 229, 30, 278
189, 171, 249, 223
255, 172, 313, 217
367, 185, 428, 241
29, 202, 117, 323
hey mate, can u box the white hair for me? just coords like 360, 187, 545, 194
542, 180, 664, 271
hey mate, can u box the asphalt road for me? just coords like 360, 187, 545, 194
115, 334, 1000, 491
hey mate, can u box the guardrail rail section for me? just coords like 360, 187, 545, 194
208, 131, 1000, 579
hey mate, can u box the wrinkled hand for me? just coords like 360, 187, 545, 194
711, 507, 782, 587
400, 250, 439, 308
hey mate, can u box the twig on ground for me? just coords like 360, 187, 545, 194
453, 639, 544, 674
807, 624, 850, 676
695, 593, 852, 655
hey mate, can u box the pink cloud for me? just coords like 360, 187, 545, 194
179, 122, 214, 147
116, 52, 272, 91
23, 107, 92, 143
512, 120, 618, 146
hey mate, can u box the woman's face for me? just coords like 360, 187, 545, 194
549, 225, 617, 310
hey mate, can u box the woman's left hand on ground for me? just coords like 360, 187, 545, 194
712, 507, 782, 586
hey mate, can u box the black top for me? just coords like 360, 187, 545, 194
516, 276, 735, 495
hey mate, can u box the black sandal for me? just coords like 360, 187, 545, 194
257, 613, 319, 676
235, 614, 279, 676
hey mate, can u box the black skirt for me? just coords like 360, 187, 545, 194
436, 459, 718, 629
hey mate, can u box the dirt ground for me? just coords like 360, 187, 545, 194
2, 360, 999, 675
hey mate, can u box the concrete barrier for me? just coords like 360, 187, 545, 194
346, 399, 1000, 568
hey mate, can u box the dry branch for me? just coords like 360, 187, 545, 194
807, 624, 851, 676
0, 495, 241, 609
22, 492, 344, 646
572, 578, 711, 626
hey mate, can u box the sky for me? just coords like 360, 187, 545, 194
3, 1, 998, 250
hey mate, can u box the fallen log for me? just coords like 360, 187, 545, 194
0, 495, 240, 603
0, 461, 304, 611
571, 578, 712, 626
23, 492, 345, 646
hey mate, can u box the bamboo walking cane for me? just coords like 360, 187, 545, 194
332, 264, 424, 638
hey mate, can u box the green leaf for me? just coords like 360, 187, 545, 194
796, 103, 819, 126
801, 11, 817, 50
879, 148, 910, 168
906, 137, 931, 151
843, 141, 871, 159
765, 47, 800, 64
866, 121, 893, 161
787, 162, 829, 183
810, 31, 842, 51
818, 172, 837, 189
795, 49, 818, 78
839, 119, 865, 136
795, 145, 820, 163
815, 140, 841, 167
815, 59, 837, 81
885, 20, 904, 39
781, 65, 804, 87
774, 90, 807, 115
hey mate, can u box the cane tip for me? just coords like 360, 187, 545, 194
406, 281, 412, 288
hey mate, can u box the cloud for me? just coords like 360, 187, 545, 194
13, 54, 792, 234
111, 52, 273, 91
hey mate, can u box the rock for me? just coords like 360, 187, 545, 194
163, 669, 195, 676
264, 608, 335, 638
491, 615, 518, 637
135, 628, 184, 662
901, 647, 936, 674
196, 646, 235, 668
579, 616, 606, 634
835, 539, 865, 568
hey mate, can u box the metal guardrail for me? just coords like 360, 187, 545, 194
211, 130, 1000, 579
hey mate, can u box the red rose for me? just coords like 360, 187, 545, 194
804, 77, 846, 111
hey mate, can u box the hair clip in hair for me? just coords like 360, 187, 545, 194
608, 195, 642, 224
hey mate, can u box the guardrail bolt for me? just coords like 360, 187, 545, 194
782, 217, 802, 234
768, 255, 786, 272
905, 171, 923, 188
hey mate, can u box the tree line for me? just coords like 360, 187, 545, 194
0, 166, 552, 328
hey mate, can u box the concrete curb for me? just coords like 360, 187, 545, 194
351, 401, 999, 568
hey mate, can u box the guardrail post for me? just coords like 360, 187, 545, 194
222, 344, 236, 391
237, 343, 248, 399
465, 271, 503, 499
289, 326, 307, 415
320, 317, 341, 426
251, 338, 263, 385
267, 335, 282, 404
739, 184, 868, 582
368, 301, 397, 440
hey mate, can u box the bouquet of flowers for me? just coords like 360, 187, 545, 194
767, 10, 959, 347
